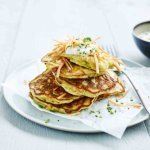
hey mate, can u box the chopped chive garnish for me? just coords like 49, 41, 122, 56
39, 105, 44, 108
110, 112, 114, 115
83, 37, 92, 43
107, 103, 116, 115
97, 110, 101, 114
44, 119, 50, 124
89, 110, 95, 114
67, 45, 72, 48
114, 71, 121, 76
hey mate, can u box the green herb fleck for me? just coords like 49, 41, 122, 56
89, 110, 95, 114
110, 112, 114, 115
90, 48, 96, 53
82, 51, 86, 54
107, 107, 112, 111
67, 45, 72, 48
78, 45, 81, 48
95, 115, 98, 117
114, 71, 121, 76
57, 120, 60, 122
97, 110, 101, 114
130, 99, 133, 102
107, 103, 116, 115
44, 119, 50, 124
39, 105, 44, 108
83, 37, 92, 43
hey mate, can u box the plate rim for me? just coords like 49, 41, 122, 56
2, 58, 149, 133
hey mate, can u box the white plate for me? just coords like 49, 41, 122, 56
3, 58, 149, 133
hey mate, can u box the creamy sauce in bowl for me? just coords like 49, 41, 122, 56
138, 32, 150, 42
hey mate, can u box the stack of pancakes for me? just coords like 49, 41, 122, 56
29, 37, 125, 114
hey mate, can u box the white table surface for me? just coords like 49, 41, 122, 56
0, 0, 150, 149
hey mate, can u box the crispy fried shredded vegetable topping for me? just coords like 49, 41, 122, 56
94, 53, 99, 74
51, 71, 61, 86
62, 57, 73, 71
114, 62, 122, 73
56, 62, 64, 78
42, 37, 124, 74
93, 96, 98, 102
57, 93, 67, 99
53, 87, 58, 91
108, 99, 142, 109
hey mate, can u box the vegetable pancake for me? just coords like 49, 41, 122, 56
45, 62, 106, 79
29, 36, 126, 114
29, 71, 81, 105
30, 93, 94, 114
57, 70, 122, 98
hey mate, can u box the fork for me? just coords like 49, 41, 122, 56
102, 44, 150, 114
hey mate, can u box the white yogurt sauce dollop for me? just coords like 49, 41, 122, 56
138, 32, 150, 42
66, 43, 97, 55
